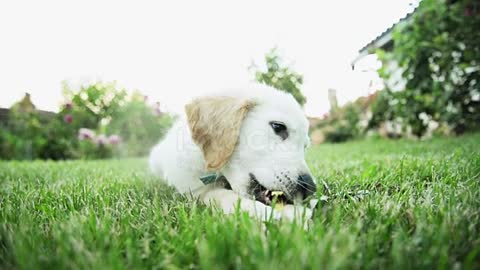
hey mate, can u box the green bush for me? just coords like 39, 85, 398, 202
107, 92, 174, 157
319, 96, 372, 143
324, 125, 355, 143
0, 81, 173, 160
0, 100, 49, 160
372, 0, 480, 136
61, 81, 127, 130
54, 81, 129, 159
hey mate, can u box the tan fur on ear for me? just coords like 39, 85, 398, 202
185, 96, 255, 171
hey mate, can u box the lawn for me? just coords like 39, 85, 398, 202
1, 134, 479, 269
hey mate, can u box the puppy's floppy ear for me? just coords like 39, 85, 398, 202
185, 96, 255, 171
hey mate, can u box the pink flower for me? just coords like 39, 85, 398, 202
64, 101, 73, 110
78, 128, 95, 140
94, 134, 109, 146
63, 114, 73, 124
108, 134, 121, 145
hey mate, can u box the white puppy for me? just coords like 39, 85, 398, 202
149, 84, 316, 221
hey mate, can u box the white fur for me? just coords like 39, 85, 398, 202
149, 84, 314, 222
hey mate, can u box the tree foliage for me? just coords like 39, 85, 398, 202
251, 48, 307, 106
372, 0, 480, 136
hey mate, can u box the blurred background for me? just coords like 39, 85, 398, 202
0, 0, 478, 160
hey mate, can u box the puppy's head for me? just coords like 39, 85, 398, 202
186, 87, 316, 203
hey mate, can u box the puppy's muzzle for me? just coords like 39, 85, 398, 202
296, 174, 317, 198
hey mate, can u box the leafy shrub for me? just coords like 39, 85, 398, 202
59, 81, 130, 158
106, 92, 174, 157
61, 81, 127, 131
0, 97, 49, 160
372, 0, 480, 136
318, 95, 374, 143
324, 125, 356, 143
0, 81, 173, 160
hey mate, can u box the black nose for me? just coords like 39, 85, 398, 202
296, 174, 317, 198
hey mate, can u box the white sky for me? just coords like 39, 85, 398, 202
0, 0, 417, 117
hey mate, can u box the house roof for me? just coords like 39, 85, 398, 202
352, 5, 418, 68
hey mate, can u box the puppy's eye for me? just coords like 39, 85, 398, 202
269, 121, 288, 140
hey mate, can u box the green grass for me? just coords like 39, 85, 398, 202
1, 134, 479, 269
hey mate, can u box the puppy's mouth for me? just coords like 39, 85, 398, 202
248, 173, 293, 205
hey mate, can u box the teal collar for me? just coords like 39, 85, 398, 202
200, 173, 232, 190
199, 173, 219, 185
